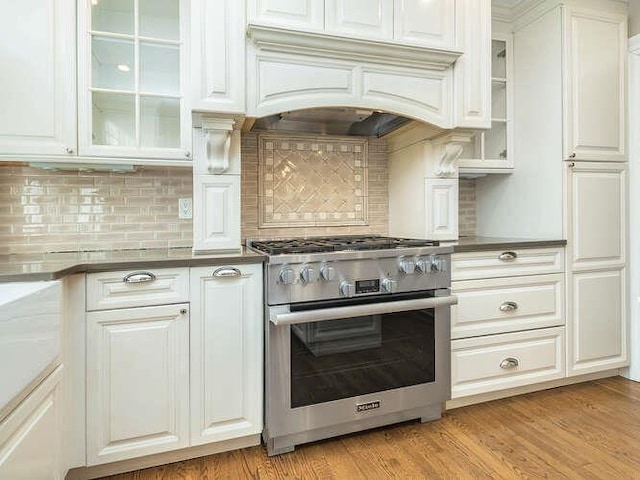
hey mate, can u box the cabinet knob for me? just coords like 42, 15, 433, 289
180, 308, 188, 315
498, 251, 517, 261
64, 146, 75, 155
569, 152, 576, 159
185, 151, 191, 158
500, 357, 519, 369
499, 301, 518, 312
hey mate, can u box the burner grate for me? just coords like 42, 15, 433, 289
249, 235, 438, 255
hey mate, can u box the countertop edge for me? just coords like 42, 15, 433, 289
0, 251, 267, 283
450, 238, 567, 253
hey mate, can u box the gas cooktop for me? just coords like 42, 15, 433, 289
248, 235, 439, 256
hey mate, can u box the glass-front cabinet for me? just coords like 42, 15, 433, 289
78, 0, 190, 160
458, 35, 513, 173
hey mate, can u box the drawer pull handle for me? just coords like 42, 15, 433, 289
212, 267, 241, 278
123, 271, 157, 283
499, 301, 518, 312
500, 357, 519, 369
498, 251, 518, 261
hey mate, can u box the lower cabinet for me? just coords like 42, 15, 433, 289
189, 263, 263, 446
0, 368, 62, 480
84, 263, 263, 469
451, 247, 566, 399
86, 304, 190, 465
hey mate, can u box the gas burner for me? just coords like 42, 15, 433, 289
249, 235, 439, 255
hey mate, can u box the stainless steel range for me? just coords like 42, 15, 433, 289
248, 235, 456, 456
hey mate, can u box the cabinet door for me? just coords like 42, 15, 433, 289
393, 0, 454, 48
86, 304, 189, 465
325, 0, 393, 40
248, 0, 324, 31
190, 264, 263, 446
77, 0, 191, 160
424, 178, 458, 241
0, 0, 76, 157
193, 175, 241, 253
563, 8, 626, 161
567, 268, 627, 375
191, 0, 245, 113
566, 162, 626, 271
452, 0, 491, 129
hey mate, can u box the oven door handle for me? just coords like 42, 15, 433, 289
269, 295, 458, 326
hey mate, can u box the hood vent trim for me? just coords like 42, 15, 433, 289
247, 24, 463, 71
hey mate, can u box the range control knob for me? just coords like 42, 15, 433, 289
399, 258, 416, 275
381, 278, 397, 294
431, 256, 447, 273
300, 265, 318, 284
415, 257, 432, 274
340, 281, 356, 298
278, 267, 295, 285
320, 264, 336, 281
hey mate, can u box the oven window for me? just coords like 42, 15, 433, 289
290, 309, 435, 408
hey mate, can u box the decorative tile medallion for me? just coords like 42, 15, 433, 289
258, 134, 369, 228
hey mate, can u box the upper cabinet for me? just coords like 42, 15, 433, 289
248, 0, 456, 48
77, 0, 191, 160
458, 34, 513, 173
191, 0, 245, 113
563, 7, 626, 162
0, 0, 76, 157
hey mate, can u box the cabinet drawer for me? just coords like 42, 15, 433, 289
452, 248, 564, 281
451, 327, 565, 398
87, 268, 189, 311
451, 274, 564, 339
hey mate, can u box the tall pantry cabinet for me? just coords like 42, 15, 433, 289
475, 0, 628, 377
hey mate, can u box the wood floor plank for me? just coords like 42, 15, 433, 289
99, 377, 640, 480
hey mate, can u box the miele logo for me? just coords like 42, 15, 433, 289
356, 401, 380, 412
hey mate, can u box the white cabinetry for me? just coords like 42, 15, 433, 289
566, 162, 628, 375
394, 0, 454, 48
77, 0, 191, 160
249, 0, 325, 31
0, 0, 76, 157
85, 269, 190, 465
0, 368, 62, 480
326, 0, 393, 40
190, 264, 263, 445
457, 34, 513, 173
451, 247, 566, 398
191, 0, 246, 113
563, 7, 626, 162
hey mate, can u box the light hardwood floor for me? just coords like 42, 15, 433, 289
102, 377, 640, 479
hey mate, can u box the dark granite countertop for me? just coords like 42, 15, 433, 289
0, 248, 266, 283
444, 236, 567, 253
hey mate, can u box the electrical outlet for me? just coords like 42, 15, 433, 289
178, 198, 192, 219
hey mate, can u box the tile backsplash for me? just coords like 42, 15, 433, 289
0, 164, 192, 255
458, 178, 477, 236
242, 133, 388, 240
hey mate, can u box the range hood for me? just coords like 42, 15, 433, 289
249, 107, 412, 137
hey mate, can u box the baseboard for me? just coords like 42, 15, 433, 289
445, 370, 621, 410
65, 434, 262, 480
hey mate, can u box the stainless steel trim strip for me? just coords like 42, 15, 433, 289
270, 295, 457, 326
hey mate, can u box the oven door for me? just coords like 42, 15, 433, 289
265, 290, 456, 440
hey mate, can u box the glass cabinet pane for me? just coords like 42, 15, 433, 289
91, 0, 134, 34
139, 42, 180, 95
491, 40, 507, 79
140, 96, 180, 148
484, 122, 507, 160
92, 92, 136, 146
139, 0, 179, 40
492, 81, 507, 121
91, 37, 134, 91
